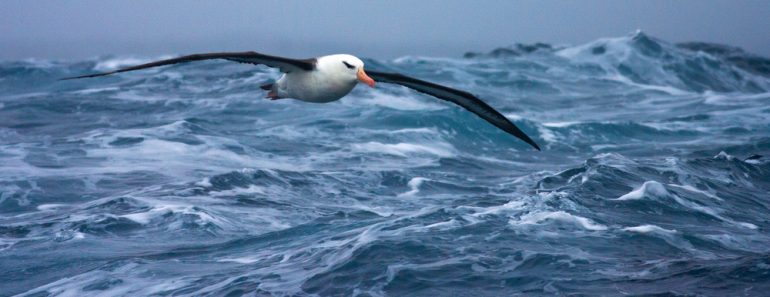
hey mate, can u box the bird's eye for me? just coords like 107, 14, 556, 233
342, 61, 355, 69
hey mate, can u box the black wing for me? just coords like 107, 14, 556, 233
367, 70, 540, 150
60, 51, 316, 80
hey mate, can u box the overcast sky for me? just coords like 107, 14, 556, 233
2, 0, 768, 61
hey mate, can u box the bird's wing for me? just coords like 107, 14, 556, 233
60, 51, 316, 80
366, 70, 540, 150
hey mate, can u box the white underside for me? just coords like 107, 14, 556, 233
275, 71, 357, 103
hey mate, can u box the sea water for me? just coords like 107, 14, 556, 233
1, 31, 769, 296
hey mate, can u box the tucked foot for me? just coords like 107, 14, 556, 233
266, 90, 282, 100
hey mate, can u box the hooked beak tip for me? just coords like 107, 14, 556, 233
357, 68, 375, 88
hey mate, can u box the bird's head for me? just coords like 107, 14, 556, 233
322, 54, 375, 88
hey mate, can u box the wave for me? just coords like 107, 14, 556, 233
465, 30, 770, 93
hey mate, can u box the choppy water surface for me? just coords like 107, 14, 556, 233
1, 32, 769, 296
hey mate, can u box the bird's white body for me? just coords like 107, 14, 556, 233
272, 54, 367, 103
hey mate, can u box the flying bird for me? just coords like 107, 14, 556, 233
62, 52, 540, 150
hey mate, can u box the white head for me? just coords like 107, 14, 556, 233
317, 54, 375, 88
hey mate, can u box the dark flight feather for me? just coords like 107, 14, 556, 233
60, 51, 316, 80
367, 70, 540, 150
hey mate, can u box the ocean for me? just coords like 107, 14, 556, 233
1, 31, 769, 296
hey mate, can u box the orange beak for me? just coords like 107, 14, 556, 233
357, 68, 375, 88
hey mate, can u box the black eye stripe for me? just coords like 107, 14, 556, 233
342, 61, 355, 69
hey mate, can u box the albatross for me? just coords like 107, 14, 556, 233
62, 52, 540, 150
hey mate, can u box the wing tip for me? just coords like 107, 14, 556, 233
58, 72, 111, 80
501, 122, 541, 151
522, 136, 541, 151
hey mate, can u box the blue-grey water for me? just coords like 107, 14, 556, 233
1, 32, 769, 296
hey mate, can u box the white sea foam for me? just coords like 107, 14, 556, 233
703, 91, 770, 106
218, 256, 262, 264
397, 177, 428, 197
542, 121, 581, 128
461, 200, 528, 219
613, 181, 755, 229
515, 211, 608, 231
623, 224, 676, 234
502, 113, 523, 121
616, 181, 669, 200
54, 230, 86, 241
121, 204, 223, 227
37, 204, 68, 211
195, 177, 212, 187
357, 93, 445, 111
111, 90, 188, 103
16, 262, 194, 297
621, 225, 712, 257
668, 184, 723, 201
84, 133, 309, 177
590, 153, 637, 167
351, 141, 455, 158
71, 86, 120, 95
537, 126, 558, 143
713, 151, 735, 160
209, 185, 266, 197
422, 219, 460, 230
386, 127, 438, 135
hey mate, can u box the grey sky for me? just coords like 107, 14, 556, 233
2, 0, 768, 61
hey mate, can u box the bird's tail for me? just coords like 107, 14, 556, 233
260, 83, 282, 100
